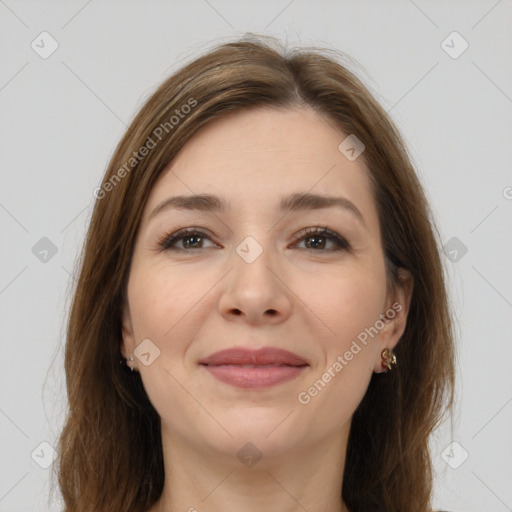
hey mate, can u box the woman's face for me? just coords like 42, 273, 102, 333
122, 106, 412, 463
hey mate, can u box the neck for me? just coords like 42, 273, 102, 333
150, 426, 350, 512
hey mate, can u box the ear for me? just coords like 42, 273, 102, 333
121, 298, 136, 359
373, 268, 414, 373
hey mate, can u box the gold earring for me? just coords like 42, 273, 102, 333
381, 348, 397, 371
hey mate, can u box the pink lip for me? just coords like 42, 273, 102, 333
198, 347, 309, 389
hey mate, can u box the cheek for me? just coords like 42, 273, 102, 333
127, 265, 216, 411
127, 260, 232, 387
333, 283, 384, 347
294, 276, 382, 430
297, 263, 387, 349
291, 264, 386, 427
127, 263, 213, 347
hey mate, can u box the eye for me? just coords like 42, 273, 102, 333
292, 226, 350, 252
157, 226, 350, 253
157, 228, 218, 251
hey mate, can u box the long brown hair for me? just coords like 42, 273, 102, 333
55, 34, 455, 511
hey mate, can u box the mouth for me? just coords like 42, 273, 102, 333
198, 347, 309, 389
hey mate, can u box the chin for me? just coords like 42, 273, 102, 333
213, 408, 302, 448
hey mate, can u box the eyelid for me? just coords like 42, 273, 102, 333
290, 226, 351, 252
157, 225, 350, 253
156, 227, 218, 251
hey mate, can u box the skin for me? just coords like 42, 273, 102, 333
121, 106, 413, 512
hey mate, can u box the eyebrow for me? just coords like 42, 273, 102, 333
148, 192, 366, 226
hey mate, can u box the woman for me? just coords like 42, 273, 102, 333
55, 35, 455, 512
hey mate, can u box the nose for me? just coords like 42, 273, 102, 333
218, 241, 292, 326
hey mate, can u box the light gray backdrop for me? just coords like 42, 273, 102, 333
1, 1, 511, 511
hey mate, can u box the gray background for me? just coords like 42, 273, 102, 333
1, 1, 511, 511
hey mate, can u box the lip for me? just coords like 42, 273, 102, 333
198, 347, 309, 389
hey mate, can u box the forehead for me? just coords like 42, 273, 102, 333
143, 107, 379, 230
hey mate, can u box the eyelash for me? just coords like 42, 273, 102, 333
157, 226, 351, 253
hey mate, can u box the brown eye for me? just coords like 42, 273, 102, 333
294, 227, 350, 252
157, 226, 350, 253
158, 228, 217, 251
